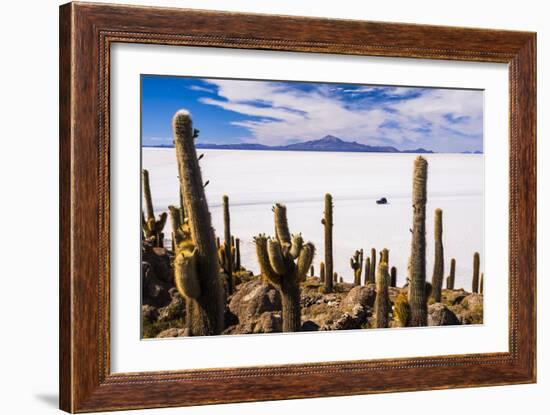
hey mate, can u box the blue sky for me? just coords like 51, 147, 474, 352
141, 75, 483, 153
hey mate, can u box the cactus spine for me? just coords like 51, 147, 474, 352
472, 252, 480, 293
431, 208, 444, 302
141, 169, 167, 247
364, 257, 371, 285
447, 258, 456, 290
408, 156, 428, 327
350, 249, 364, 286
322, 193, 334, 293
172, 110, 225, 336
374, 261, 390, 328
319, 262, 325, 283
254, 204, 315, 332
369, 248, 376, 283
390, 266, 397, 287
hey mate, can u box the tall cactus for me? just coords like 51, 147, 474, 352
408, 156, 428, 327
322, 193, 334, 293
320, 261, 325, 283
431, 208, 445, 302
369, 248, 376, 283
350, 249, 364, 286
141, 169, 167, 247
390, 266, 397, 287
446, 258, 456, 290
220, 195, 233, 294
374, 261, 390, 328
172, 110, 225, 336
472, 252, 480, 293
381, 248, 389, 265
364, 257, 371, 285
234, 237, 241, 271
255, 204, 315, 332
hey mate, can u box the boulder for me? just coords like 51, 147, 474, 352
428, 303, 460, 326
228, 279, 281, 325
341, 285, 376, 311
156, 327, 188, 338
321, 304, 368, 330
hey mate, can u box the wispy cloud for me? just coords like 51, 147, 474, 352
192, 79, 483, 152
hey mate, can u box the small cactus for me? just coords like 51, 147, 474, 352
390, 266, 397, 287
220, 195, 234, 294
480, 272, 484, 294
446, 258, 456, 290
333, 272, 338, 284
374, 261, 390, 328
431, 208, 444, 302
255, 204, 315, 332
393, 292, 410, 327
472, 252, 480, 293
369, 248, 376, 283
141, 169, 167, 247
408, 156, 428, 327
234, 237, 241, 271
310, 265, 315, 277
364, 257, 371, 285
172, 110, 225, 336
319, 262, 325, 283
322, 194, 334, 293
350, 249, 364, 286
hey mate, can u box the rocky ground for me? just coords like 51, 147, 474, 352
141, 243, 483, 339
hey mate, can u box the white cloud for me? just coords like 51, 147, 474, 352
199, 79, 483, 152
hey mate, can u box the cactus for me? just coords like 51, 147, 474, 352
480, 272, 484, 294
390, 266, 397, 287
220, 195, 233, 294
333, 272, 338, 284
339, 276, 344, 283
393, 292, 410, 327
254, 204, 315, 332
369, 248, 376, 283
172, 110, 225, 336
141, 169, 167, 247
320, 262, 325, 283
431, 208, 445, 302
234, 237, 241, 271
374, 261, 390, 328
350, 249, 364, 286
364, 257, 371, 286
310, 265, 315, 277
381, 248, 389, 265
322, 193, 334, 293
408, 156, 428, 327
446, 258, 456, 290
472, 252, 480, 293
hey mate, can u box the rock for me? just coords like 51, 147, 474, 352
301, 320, 320, 331
428, 303, 460, 326
254, 312, 282, 333
341, 285, 376, 311
229, 279, 281, 324
157, 292, 185, 322
141, 242, 174, 308
141, 304, 159, 323
321, 304, 368, 330
461, 293, 483, 309
452, 293, 484, 324
156, 327, 188, 338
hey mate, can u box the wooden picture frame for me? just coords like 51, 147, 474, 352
59, 2, 536, 412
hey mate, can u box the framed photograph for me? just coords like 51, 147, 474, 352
59, 2, 536, 412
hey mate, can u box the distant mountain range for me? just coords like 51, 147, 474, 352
144, 135, 481, 154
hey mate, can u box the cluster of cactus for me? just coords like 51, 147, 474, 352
322, 193, 334, 293
255, 204, 315, 332
171, 110, 225, 336
350, 249, 364, 286
141, 169, 167, 247
431, 208, 445, 302
408, 156, 428, 326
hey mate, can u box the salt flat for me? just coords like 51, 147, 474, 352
143, 148, 484, 290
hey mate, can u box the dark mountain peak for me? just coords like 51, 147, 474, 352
318, 135, 344, 143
